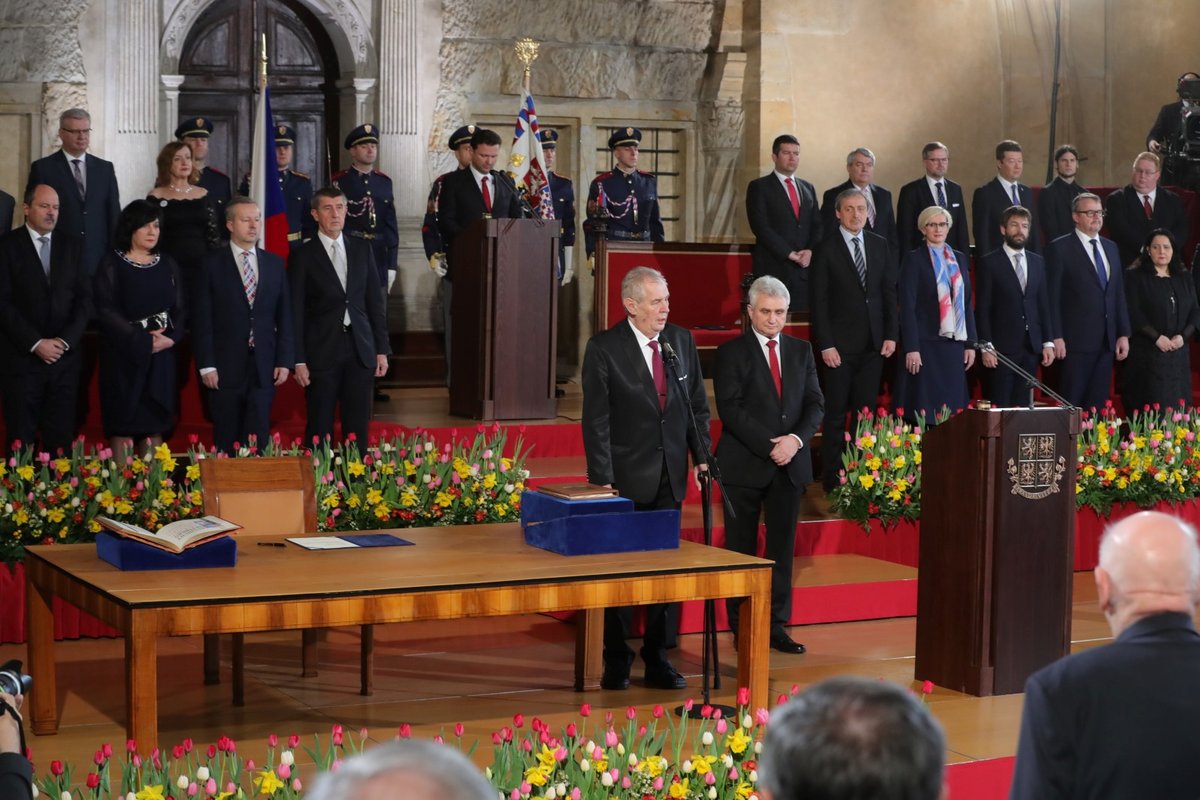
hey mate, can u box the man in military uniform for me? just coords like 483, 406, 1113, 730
239, 124, 315, 252
583, 127, 665, 259
332, 123, 397, 402
422, 124, 475, 268
176, 117, 232, 238
539, 128, 576, 284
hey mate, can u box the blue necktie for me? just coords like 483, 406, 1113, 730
935, 181, 947, 208
1011, 184, 1020, 205
1091, 239, 1107, 289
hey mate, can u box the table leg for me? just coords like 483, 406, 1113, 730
301, 629, 319, 677
574, 608, 603, 691
25, 571, 58, 735
125, 611, 158, 750
359, 624, 374, 697
231, 634, 245, 707
736, 570, 771, 711
202, 634, 220, 685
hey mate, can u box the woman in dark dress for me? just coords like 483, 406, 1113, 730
147, 141, 218, 303
895, 205, 977, 424
94, 200, 186, 457
1122, 228, 1200, 412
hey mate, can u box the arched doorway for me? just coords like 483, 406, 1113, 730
177, 0, 340, 187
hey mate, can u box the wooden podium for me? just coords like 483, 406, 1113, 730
914, 405, 1080, 696
449, 218, 559, 420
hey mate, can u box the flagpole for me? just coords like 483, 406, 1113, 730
259, 34, 268, 91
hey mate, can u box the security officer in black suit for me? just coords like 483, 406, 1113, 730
176, 117, 232, 238
238, 125, 315, 252
583, 127, 665, 257
539, 128, 576, 283
333, 124, 397, 401
422, 124, 475, 268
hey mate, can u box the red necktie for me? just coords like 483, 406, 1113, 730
767, 339, 782, 397
1143, 194, 1153, 219
649, 340, 667, 410
785, 177, 801, 219
481, 175, 492, 214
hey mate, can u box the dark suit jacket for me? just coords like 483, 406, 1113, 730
1010, 612, 1200, 800
27, 150, 120, 274
0, 753, 31, 800
713, 332, 823, 488
897, 245, 977, 353
972, 177, 1040, 256
820, 181, 897, 259
289, 235, 390, 371
1038, 178, 1086, 245
1045, 232, 1131, 352
810, 229, 898, 355
0, 228, 91, 376
896, 176, 969, 255
581, 321, 711, 505
0, 189, 14, 232
437, 167, 523, 280
1104, 184, 1190, 268
746, 172, 823, 279
192, 246, 294, 388
1148, 100, 1183, 149
974, 247, 1054, 356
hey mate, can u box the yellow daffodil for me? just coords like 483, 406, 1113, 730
669, 781, 689, 798
13, 509, 28, 525
690, 754, 717, 774
158, 488, 176, 504
254, 768, 285, 795
373, 503, 391, 520
186, 464, 201, 480
347, 494, 362, 508
914, 451, 923, 465
322, 493, 340, 508
483, 473, 497, 489
47, 508, 65, 523
153, 443, 172, 461
435, 491, 455, 508
53, 458, 70, 474
726, 727, 751, 754
16, 465, 33, 481
637, 755, 667, 776
380, 461, 395, 475
866, 457, 882, 470
894, 455, 906, 468
347, 461, 366, 477
858, 475, 875, 489
523, 764, 551, 786
735, 780, 754, 799
366, 488, 383, 505
136, 786, 165, 800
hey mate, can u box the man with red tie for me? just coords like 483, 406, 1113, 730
1104, 151, 1191, 268
712, 275, 824, 654
746, 135, 824, 311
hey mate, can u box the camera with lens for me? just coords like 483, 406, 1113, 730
1164, 78, 1200, 189
0, 660, 31, 696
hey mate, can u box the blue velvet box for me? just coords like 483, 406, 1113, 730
520, 490, 680, 556
95, 531, 238, 571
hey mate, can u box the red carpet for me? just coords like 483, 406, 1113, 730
946, 756, 1015, 799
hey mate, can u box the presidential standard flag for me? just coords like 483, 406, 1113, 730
509, 89, 553, 218
249, 85, 290, 258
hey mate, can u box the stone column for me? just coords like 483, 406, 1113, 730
109, 0, 159, 204
376, 0, 422, 216
160, 75, 184, 144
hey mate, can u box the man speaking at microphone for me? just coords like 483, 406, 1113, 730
582, 266, 711, 691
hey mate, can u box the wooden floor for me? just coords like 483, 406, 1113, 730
8, 567, 1115, 779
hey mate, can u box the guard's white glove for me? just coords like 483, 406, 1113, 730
429, 253, 448, 278
387, 269, 397, 293
561, 246, 575, 285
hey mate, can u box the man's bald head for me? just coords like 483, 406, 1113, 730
1096, 512, 1200, 636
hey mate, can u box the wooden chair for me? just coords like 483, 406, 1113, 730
200, 456, 375, 703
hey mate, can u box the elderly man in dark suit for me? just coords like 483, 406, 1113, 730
1011, 511, 1200, 799
746, 134, 823, 311
1038, 145, 1086, 245
193, 197, 294, 454
1105, 151, 1191, 268
290, 187, 390, 446
582, 266, 711, 691
811, 188, 897, 491
973, 140, 1040, 255
975, 206, 1056, 407
896, 141, 969, 256
0, 184, 91, 454
26, 108, 120, 275
820, 147, 898, 261
714, 275, 823, 654
1046, 192, 1130, 411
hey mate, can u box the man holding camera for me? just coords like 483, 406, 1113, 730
1148, 71, 1200, 187
0, 691, 31, 800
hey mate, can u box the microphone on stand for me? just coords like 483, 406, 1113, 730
660, 341, 687, 380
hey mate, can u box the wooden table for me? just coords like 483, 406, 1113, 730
25, 524, 772, 748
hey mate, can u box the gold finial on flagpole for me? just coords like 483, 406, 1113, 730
514, 37, 540, 91
259, 34, 268, 90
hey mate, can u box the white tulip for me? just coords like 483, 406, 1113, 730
196, 766, 210, 781
702, 731, 714, 745
177, 775, 190, 789
280, 751, 294, 766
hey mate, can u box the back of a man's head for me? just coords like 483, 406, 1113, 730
1096, 511, 1200, 634
759, 676, 946, 800
305, 740, 496, 800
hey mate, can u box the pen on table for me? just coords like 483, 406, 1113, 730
256, 542, 287, 548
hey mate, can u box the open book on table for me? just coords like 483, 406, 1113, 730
96, 515, 241, 554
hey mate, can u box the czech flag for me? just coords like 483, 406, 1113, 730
509, 89, 552, 217
249, 85, 289, 259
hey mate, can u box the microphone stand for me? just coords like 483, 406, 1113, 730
661, 341, 737, 719
494, 170, 541, 221
973, 341, 1075, 410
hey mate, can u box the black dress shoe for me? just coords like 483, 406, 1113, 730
374, 389, 390, 402
644, 660, 687, 690
601, 659, 632, 690
770, 632, 807, 654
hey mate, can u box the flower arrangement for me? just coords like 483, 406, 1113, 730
827, 409, 926, 530
0, 427, 529, 562
829, 405, 1200, 528
32, 691, 774, 800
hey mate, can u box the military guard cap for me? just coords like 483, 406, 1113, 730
274, 125, 297, 146
607, 127, 642, 149
448, 124, 476, 150
538, 129, 560, 149
344, 123, 380, 150
175, 117, 214, 139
